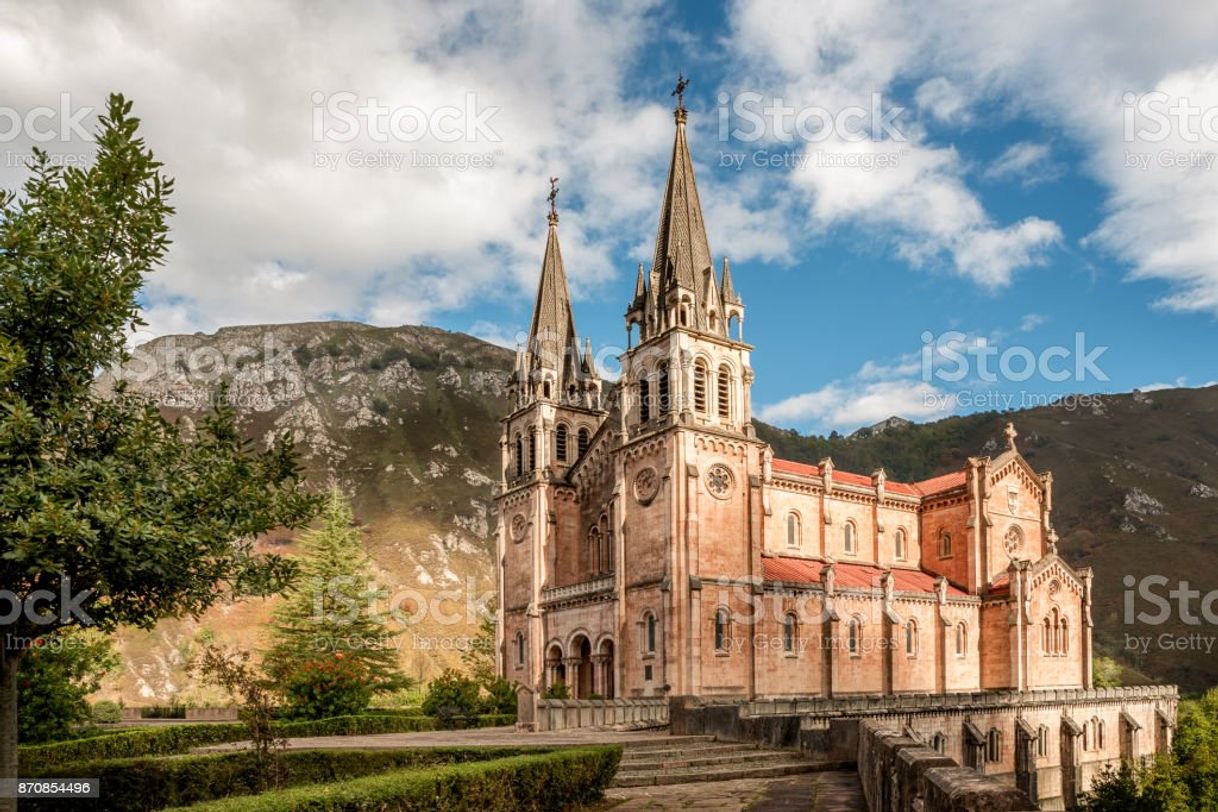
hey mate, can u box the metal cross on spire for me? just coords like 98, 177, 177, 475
547, 176, 559, 224
671, 72, 691, 110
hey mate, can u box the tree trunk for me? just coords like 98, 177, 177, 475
0, 643, 21, 812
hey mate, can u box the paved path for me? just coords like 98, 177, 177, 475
200, 726, 682, 752
200, 728, 865, 810
604, 771, 862, 811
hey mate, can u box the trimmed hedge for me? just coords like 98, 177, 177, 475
19, 714, 515, 770
167, 746, 622, 811
25, 747, 546, 812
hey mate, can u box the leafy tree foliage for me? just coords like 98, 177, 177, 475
421, 669, 481, 719
262, 487, 407, 695
0, 94, 318, 802
1093, 655, 1124, 688
16, 629, 118, 743
281, 653, 373, 720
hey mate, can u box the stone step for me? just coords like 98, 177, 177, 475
620, 749, 781, 770
620, 742, 758, 760
611, 755, 821, 788
617, 735, 717, 750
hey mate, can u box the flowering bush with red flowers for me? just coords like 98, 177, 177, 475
281, 652, 374, 720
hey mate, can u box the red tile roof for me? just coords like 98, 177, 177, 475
912, 471, 968, 497
761, 555, 967, 596
771, 457, 967, 499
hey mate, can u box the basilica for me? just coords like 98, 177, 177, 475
496, 87, 1096, 700
494, 88, 1173, 807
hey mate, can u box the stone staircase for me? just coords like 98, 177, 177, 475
611, 734, 842, 787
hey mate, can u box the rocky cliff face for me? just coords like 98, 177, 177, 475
95, 321, 1218, 700
95, 322, 513, 702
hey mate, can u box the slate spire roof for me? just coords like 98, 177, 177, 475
650, 103, 714, 310
524, 195, 580, 392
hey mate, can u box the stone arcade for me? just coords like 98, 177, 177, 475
495, 86, 1176, 809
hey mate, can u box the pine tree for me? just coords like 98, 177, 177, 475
263, 488, 406, 693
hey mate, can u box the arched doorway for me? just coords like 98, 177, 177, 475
568, 635, 594, 698
545, 643, 565, 693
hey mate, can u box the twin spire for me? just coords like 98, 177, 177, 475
515, 74, 743, 409
514, 176, 600, 409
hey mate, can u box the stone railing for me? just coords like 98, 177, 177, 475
533, 698, 668, 732
741, 685, 1178, 718
858, 721, 1035, 812
540, 575, 615, 604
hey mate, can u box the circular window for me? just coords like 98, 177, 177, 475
634, 467, 660, 504
705, 463, 735, 499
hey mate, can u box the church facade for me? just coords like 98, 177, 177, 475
495, 90, 1174, 807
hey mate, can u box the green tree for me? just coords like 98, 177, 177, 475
1080, 758, 1190, 812
0, 95, 318, 805
1093, 655, 1123, 688
16, 629, 119, 743
460, 603, 497, 689
262, 487, 406, 696
1174, 689, 1218, 809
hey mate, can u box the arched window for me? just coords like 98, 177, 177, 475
514, 435, 523, 477
787, 513, 800, 547
987, 729, 1002, 763
932, 733, 947, 754
555, 424, 569, 462
515, 632, 525, 667
1096, 719, 1105, 750
955, 622, 968, 657
644, 612, 657, 654
714, 608, 730, 652
1060, 617, 1069, 655
783, 613, 797, 653
905, 620, 917, 656
843, 521, 856, 555
895, 528, 907, 560
939, 530, 952, 558
639, 377, 651, 422
847, 618, 861, 656
587, 528, 601, 574
577, 427, 590, 457
1042, 616, 1051, 654
693, 360, 708, 413
1037, 726, 1049, 758
717, 365, 731, 419
657, 363, 670, 415
528, 432, 536, 470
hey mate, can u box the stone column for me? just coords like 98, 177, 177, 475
564, 657, 583, 699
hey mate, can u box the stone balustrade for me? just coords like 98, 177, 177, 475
740, 685, 1178, 718
533, 697, 668, 731
540, 575, 615, 604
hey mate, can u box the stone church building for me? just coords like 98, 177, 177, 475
495, 90, 1175, 808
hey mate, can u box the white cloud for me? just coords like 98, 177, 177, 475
984, 141, 1061, 187
724, 1, 1064, 290
915, 77, 972, 126
1018, 313, 1047, 332
0, 0, 666, 337
726, 0, 1218, 313
758, 377, 951, 431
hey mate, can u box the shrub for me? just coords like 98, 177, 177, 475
282, 655, 373, 721
422, 669, 480, 719
542, 682, 569, 700
479, 678, 517, 716
163, 746, 622, 812
18, 629, 119, 743
19, 715, 515, 770
24, 746, 547, 811
90, 701, 123, 724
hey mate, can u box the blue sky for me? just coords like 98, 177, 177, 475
2, 1, 1215, 434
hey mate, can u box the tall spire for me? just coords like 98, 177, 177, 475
651, 74, 713, 320
526, 178, 580, 398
